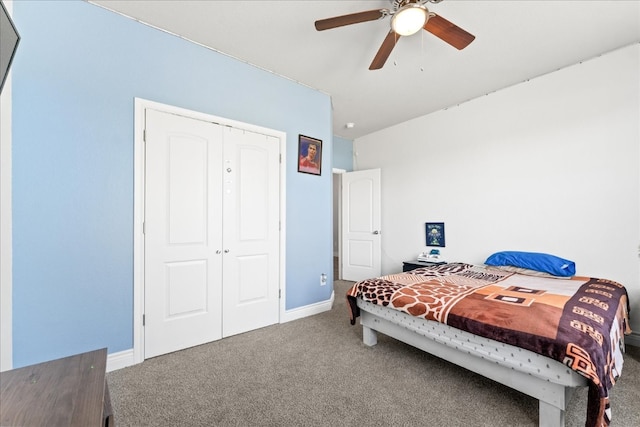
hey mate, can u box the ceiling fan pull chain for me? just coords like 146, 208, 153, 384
420, 28, 425, 71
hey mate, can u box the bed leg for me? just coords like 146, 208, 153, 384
539, 400, 565, 427
362, 325, 378, 346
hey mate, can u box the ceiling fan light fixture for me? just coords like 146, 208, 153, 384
391, 5, 428, 36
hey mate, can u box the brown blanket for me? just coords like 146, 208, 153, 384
347, 263, 631, 427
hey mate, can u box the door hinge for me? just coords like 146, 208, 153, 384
279, 289, 281, 299
142, 314, 145, 326
279, 153, 282, 163
142, 221, 145, 234
143, 129, 146, 142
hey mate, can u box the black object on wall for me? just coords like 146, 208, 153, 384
0, 0, 20, 94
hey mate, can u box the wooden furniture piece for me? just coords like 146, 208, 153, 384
402, 259, 446, 272
0, 348, 113, 427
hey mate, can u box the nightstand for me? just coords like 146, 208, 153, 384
403, 260, 446, 272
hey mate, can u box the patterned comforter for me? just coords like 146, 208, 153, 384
347, 263, 631, 427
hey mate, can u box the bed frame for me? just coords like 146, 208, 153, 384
357, 299, 589, 427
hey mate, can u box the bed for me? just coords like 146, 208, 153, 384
346, 261, 631, 427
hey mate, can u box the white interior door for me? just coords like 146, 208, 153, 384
342, 169, 381, 281
222, 127, 280, 337
144, 109, 223, 358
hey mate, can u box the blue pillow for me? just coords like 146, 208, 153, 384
485, 251, 576, 277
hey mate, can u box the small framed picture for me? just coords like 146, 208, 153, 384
298, 135, 322, 176
425, 222, 445, 247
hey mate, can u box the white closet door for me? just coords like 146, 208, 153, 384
222, 127, 280, 337
144, 109, 223, 358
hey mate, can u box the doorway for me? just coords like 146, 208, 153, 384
333, 168, 382, 282
332, 170, 344, 280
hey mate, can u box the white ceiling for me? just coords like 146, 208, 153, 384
90, 0, 640, 139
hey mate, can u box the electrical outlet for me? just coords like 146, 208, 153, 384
320, 273, 327, 286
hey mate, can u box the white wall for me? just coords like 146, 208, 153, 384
354, 44, 640, 335
0, 0, 14, 372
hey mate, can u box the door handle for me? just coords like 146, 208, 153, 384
373, 230, 380, 235
224, 249, 230, 253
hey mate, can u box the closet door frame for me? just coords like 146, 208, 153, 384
132, 98, 287, 365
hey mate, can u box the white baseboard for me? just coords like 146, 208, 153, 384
626, 331, 640, 348
107, 349, 136, 372
281, 291, 335, 323
108, 292, 336, 372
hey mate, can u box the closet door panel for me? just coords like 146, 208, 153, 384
144, 109, 223, 359
222, 128, 280, 337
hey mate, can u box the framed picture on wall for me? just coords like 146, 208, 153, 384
298, 135, 322, 176
425, 222, 445, 247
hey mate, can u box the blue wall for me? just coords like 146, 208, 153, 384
12, 1, 333, 367
332, 136, 353, 171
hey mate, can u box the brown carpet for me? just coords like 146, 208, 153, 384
107, 279, 640, 426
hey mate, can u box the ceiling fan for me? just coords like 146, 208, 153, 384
314, 0, 475, 70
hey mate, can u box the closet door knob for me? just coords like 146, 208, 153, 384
215, 250, 221, 254
227, 168, 232, 173
224, 249, 230, 253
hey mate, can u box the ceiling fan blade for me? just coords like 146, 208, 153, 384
315, 9, 386, 31
424, 14, 475, 50
369, 31, 400, 70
